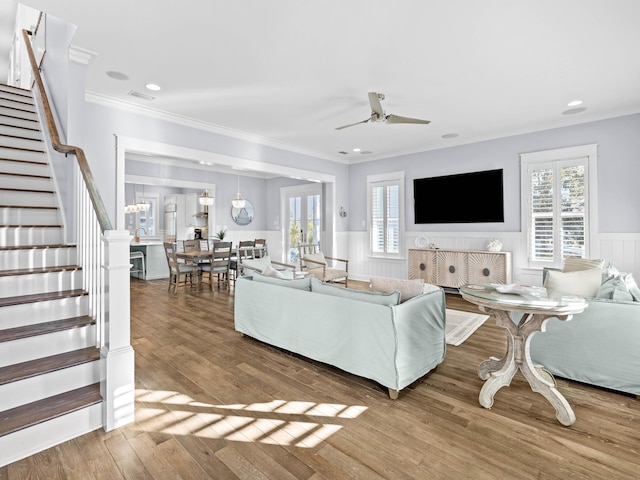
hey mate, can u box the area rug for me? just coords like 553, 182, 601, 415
445, 309, 490, 346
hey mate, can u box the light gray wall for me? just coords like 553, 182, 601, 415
348, 113, 640, 234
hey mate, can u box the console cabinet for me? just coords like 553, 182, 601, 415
409, 248, 511, 289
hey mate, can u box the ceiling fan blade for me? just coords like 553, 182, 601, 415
385, 114, 431, 125
335, 118, 371, 130
368, 92, 385, 117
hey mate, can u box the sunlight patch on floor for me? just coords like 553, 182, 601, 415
134, 388, 367, 448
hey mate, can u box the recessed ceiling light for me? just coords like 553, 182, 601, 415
106, 71, 129, 81
353, 148, 361, 152
442, 133, 459, 139
567, 100, 583, 107
145, 83, 161, 91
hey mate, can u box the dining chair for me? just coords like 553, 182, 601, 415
297, 242, 349, 287
254, 238, 267, 257
200, 241, 233, 291
164, 242, 199, 293
183, 239, 201, 252
232, 240, 256, 280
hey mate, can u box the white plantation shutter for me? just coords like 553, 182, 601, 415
523, 146, 594, 268
368, 173, 404, 257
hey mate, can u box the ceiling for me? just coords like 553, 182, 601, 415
5, 1, 640, 163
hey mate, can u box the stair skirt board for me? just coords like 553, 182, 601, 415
0, 270, 82, 298
0, 402, 102, 468
0, 295, 89, 327
0, 226, 64, 246
0, 246, 77, 270
0, 360, 100, 412
0, 324, 96, 368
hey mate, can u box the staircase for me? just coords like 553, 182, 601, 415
0, 83, 102, 466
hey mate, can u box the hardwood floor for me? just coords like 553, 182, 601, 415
3, 278, 639, 479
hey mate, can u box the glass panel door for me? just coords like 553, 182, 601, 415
285, 187, 321, 264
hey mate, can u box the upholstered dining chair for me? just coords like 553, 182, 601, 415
200, 241, 233, 291
297, 243, 349, 287
164, 242, 199, 293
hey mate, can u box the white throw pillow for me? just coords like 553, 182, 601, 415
562, 257, 605, 272
370, 277, 425, 303
263, 265, 294, 280
544, 268, 601, 298
242, 255, 272, 272
304, 252, 326, 266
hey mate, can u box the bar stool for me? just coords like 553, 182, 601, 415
130, 251, 145, 278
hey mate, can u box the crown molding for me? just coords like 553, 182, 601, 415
85, 92, 349, 164
69, 44, 98, 65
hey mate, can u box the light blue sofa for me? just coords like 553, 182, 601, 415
528, 266, 640, 396
529, 297, 640, 396
234, 274, 446, 399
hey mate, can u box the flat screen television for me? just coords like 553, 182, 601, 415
414, 169, 504, 224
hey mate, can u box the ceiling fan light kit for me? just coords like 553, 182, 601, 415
336, 92, 431, 130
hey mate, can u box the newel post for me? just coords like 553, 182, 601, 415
100, 230, 135, 431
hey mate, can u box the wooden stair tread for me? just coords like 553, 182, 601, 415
0, 203, 57, 209
0, 265, 80, 277
0, 187, 54, 193
0, 347, 100, 386
0, 383, 101, 438
0, 316, 95, 343
0, 224, 62, 228
0, 289, 87, 308
0, 244, 75, 251
0, 144, 45, 154
0, 171, 50, 179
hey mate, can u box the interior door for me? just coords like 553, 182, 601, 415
285, 186, 321, 264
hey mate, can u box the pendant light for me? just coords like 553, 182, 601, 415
137, 183, 150, 211
232, 176, 246, 209
199, 189, 214, 206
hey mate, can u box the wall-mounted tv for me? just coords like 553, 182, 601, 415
414, 169, 504, 224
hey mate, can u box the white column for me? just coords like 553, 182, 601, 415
100, 230, 135, 431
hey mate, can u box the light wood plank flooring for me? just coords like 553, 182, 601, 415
3, 278, 639, 479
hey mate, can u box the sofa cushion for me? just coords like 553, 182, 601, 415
370, 277, 425, 303
311, 277, 400, 305
544, 268, 601, 298
252, 271, 312, 290
562, 257, 605, 272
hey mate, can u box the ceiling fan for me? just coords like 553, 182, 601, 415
335, 92, 431, 130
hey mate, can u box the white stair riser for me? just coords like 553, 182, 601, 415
0, 98, 35, 112
0, 207, 60, 225
0, 226, 64, 247
0, 136, 44, 150
0, 88, 33, 104
0, 189, 56, 207
0, 360, 100, 412
0, 403, 101, 468
0, 116, 39, 130
0, 106, 37, 122
0, 124, 42, 140
0, 174, 53, 191
0, 295, 88, 327
0, 146, 46, 163
0, 270, 82, 299
0, 325, 96, 368
0, 159, 51, 176
0, 246, 76, 270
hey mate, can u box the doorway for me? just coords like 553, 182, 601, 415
283, 184, 322, 264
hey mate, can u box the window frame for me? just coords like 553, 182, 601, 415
367, 171, 405, 259
520, 144, 598, 269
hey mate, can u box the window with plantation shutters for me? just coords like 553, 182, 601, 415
521, 145, 597, 269
368, 172, 404, 257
